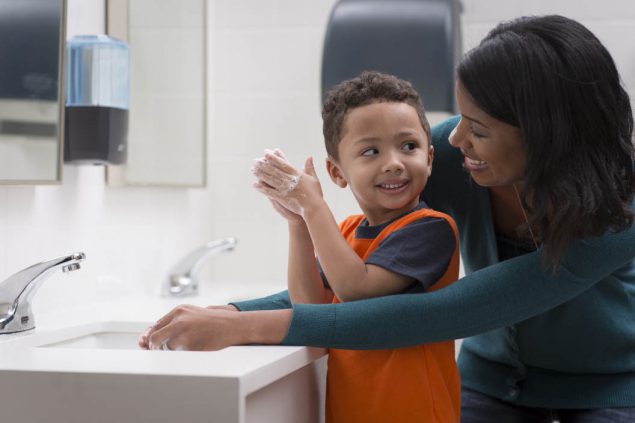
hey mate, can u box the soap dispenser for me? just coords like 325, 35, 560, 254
64, 35, 129, 165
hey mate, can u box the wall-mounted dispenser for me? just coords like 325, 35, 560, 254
64, 35, 129, 165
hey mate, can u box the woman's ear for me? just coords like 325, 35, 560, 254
326, 157, 347, 188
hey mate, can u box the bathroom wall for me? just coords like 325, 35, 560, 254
1, 0, 634, 316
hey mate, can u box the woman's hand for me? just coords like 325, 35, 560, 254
137, 304, 239, 350
138, 306, 292, 351
139, 304, 245, 351
252, 149, 324, 217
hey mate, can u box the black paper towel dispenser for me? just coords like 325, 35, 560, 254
321, 0, 461, 113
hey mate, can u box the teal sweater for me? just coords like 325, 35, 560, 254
235, 116, 635, 408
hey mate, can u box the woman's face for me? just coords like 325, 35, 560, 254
449, 82, 526, 187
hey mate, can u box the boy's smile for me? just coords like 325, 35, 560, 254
327, 102, 433, 226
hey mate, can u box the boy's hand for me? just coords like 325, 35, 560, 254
252, 149, 305, 223
269, 198, 304, 224
251, 149, 324, 217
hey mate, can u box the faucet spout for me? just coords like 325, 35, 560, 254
0, 252, 85, 334
163, 238, 237, 297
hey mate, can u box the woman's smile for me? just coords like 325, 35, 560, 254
462, 155, 488, 171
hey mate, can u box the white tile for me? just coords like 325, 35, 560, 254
581, 21, 635, 90
519, 0, 635, 20
461, 0, 524, 23
0, 189, 7, 275
6, 0, 635, 309
462, 0, 635, 24
213, 0, 337, 29
130, 0, 204, 29
130, 27, 205, 95
212, 0, 281, 29
128, 94, 205, 185
461, 22, 497, 51
66, 0, 105, 37
212, 92, 323, 158
208, 156, 272, 221
213, 29, 283, 93
209, 217, 290, 286
278, 0, 339, 27
213, 27, 326, 94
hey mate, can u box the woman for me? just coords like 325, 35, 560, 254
145, 15, 635, 421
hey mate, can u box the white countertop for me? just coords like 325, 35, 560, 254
0, 290, 327, 397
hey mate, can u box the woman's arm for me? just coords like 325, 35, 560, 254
281, 225, 635, 349
230, 290, 292, 311
145, 305, 292, 351
148, 223, 634, 351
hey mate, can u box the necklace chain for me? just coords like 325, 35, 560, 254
513, 184, 539, 250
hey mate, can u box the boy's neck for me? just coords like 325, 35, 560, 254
361, 198, 421, 227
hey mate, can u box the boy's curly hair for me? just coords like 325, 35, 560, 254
322, 71, 430, 160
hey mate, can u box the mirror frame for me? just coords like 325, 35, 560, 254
0, 0, 67, 185
105, 0, 207, 188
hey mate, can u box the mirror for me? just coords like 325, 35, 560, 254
0, 0, 66, 184
106, 0, 206, 187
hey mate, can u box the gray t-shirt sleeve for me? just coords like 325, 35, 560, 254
365, 217, 456, 290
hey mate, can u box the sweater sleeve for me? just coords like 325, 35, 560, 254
231, 290, 292, 311
281, 225, 635, 349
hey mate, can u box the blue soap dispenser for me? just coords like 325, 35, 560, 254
64, 35, 129, 164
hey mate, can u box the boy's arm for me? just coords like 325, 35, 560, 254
303, 200, 416, 302
252, 152, 416, 301
252, 151, 331, 304
287, 220, 333, 304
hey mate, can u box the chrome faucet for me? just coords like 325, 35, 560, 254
163, 238, 238, 297
163, 237, 237, 297
0, 252, 85, 334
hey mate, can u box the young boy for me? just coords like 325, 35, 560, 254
252, 71, 460, 423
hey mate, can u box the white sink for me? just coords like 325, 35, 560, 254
0, 295, 327, 423
25, 320, 150, 350
39, 330, 141, 350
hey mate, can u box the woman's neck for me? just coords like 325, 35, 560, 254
488, 185, 534, 241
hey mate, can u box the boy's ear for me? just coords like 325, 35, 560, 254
427, 144, 434, 177
326, 157, 347, 188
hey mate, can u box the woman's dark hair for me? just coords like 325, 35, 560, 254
322, 71, 430, 160
457, 15, 635, 269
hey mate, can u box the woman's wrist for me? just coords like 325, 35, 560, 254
238, 309, 293, 345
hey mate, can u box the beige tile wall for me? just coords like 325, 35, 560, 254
1, 0, 634, 315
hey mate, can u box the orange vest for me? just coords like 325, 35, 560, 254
326, 208, 461, 423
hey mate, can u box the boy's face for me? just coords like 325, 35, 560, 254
326, 102, 433, 226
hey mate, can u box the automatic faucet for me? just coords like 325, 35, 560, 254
0, 252, 85, 334
163, 238, 237, 297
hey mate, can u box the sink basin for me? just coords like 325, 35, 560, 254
28, 321, 150, 350
39, 330, 141, 350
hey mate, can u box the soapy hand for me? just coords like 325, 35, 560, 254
251, 148, 323, 217
251, 149, 304, 223
252, 149, 301, 195
269, 198, 304, 224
